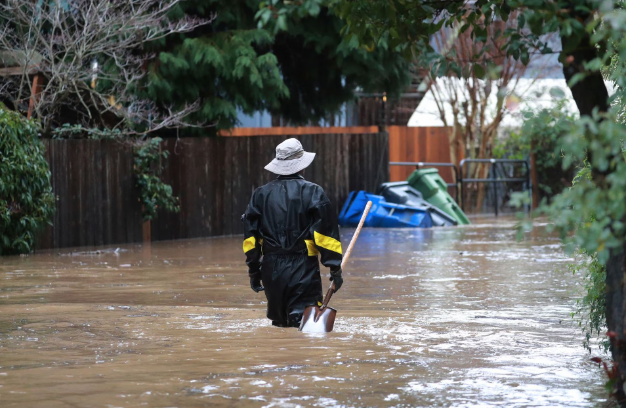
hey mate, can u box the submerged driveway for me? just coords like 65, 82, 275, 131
0, 218, 608, 407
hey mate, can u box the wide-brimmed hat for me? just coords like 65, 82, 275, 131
264, 138, 315, 175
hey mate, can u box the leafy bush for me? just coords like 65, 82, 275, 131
50, 124, 125, 139
566, 162, 608, 352
568, 161, 609, 352
495, 103, 576, 202
133, 137, 179, 221
0, 105, 55, 255
570, 250, 608, 353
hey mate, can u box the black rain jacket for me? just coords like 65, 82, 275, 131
242, 174, 342, 326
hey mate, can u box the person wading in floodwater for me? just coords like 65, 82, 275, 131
241, 138, 343, 328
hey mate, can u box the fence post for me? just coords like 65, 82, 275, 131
530, 141, 539, 210
141, 205, 151, 245
459, 159, 466, 211
491, 159, 498, 216
143, 220, 151, 244
27, 73, 45, 119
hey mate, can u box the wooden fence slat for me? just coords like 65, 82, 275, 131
215, 137, 228, 236
52, 140, 65, 248
153, 138, 177, 241
36, 140, 53, 250
231, 137, 247, 236
66, 141, 78, 248
222, 138, 234, 235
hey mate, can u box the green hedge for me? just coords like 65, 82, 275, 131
0, 105, 55, 255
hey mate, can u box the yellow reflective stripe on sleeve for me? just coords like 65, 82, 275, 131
243, 236, 256, 254
304, 239, 320, 256
313, 231, 342, 254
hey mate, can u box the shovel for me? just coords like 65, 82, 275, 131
299, 201, 372, 333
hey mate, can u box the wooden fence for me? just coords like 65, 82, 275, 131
38, 139, 144, 249
387, 126, 455, 183
37, 132, 388, 250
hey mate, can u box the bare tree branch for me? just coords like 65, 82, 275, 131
0, 0, 215, 136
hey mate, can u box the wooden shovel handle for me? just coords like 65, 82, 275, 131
340, 200, 372, 270
321, 200, 372, 309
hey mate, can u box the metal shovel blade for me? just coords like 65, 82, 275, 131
299, 305, 337, 333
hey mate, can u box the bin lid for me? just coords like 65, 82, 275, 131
408, 167, 440, 181
408, 168, 447, 199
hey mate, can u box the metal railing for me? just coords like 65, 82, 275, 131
389, 159, 531, 216
458, 158, 531, 216
389, 161, 459, 202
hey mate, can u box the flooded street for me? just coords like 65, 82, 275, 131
0, 218, 609, 407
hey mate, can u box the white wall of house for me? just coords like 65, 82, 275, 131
407, 77, 582, 129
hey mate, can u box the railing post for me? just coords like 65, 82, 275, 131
459, 159, 466, 211
491, 159, 498, 216
530, 142, 539, 210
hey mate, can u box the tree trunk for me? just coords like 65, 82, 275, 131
605, 249, 626, 403
447, 121, 465, 168
447, 126, 458, 168
473, 126, 496, 212
561, 37, 609, 115
474, 163, 490, 213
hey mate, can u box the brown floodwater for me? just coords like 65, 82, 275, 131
0, 217, 611, 407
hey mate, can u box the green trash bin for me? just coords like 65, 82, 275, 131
407, 168, 471, 225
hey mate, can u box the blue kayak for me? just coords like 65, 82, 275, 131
338, 191, 433, 228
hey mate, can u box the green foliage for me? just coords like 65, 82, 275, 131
255, 0, 324, 34
597, 5, 626, 127
536, 111, 626, 263
0, 105, 55, 255
50, 124, 125, 140
147, 24, 288, 132
326, 0, 597, 87
133, 138, 180, 221
570, 250, 608, 352
145, 0, 410, 133
328, 0, 458, 59
574, 269, 608, 354
495, 103, 576, 201
567, 163, 609, 352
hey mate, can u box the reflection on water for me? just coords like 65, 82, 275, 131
0, 217, 610, 407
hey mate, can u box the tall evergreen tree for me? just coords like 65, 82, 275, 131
145, 0, 410, 134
